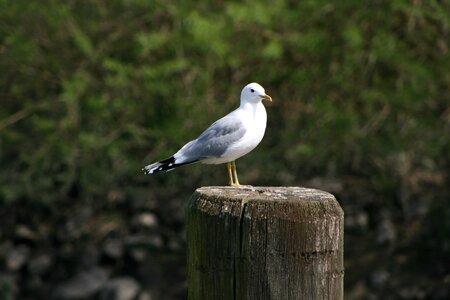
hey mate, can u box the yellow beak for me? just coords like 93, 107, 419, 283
262, 94, 272, 102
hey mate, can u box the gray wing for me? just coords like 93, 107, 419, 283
175, 115, 246, 162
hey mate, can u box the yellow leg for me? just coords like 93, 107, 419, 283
227, 162, 234, 186
231, 161, 241, 186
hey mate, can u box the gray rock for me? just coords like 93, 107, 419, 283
28, 254, 52, 276
345, 211, 369, 231
376, 214, 396, 244
125, 234, 164, 262
15, 225, 37, 241
128, 248, 147, 263
103, 238, 124, 259
370, 269, 390, 288
399, 286, 426, 299
167, 238, 182, 251
132, 213, 158, 229
99, 277, 140, 300
62, 208, 93, 240
6, 244, 30, 271
53, 267, 108, 300
79, 245, 100, 268
138, 291, 153, 300
125, 235, 163, 250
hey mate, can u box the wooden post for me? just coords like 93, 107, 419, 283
186, 186, 344, 300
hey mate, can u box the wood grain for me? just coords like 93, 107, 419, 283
186, 186, 344, 300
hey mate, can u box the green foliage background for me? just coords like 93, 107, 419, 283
1, 0, 449, 298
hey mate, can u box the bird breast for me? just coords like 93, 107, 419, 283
220, 102, 267, 161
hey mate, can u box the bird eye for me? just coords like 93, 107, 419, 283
250, 89, 255, 93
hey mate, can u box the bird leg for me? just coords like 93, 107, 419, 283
231, 161, 241, 186
227, 162, 234, 186
226, 161, 241, 186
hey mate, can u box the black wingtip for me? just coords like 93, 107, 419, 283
142, 156, 199, 175
159, 156, 176, 165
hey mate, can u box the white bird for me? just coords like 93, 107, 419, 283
142, 82, 272, 186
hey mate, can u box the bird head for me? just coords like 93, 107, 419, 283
240, 82, 272, 104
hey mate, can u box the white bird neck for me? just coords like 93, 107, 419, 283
239, 101, 265, 120
239, 100, 263, 110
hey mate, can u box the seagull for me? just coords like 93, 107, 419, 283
142, 82, 272, 186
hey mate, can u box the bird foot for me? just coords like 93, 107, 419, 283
228, 183, 252, 187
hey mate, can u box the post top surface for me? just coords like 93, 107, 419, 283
195, 186, 335, 203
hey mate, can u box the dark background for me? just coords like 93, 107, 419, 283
1, 0, 449, 299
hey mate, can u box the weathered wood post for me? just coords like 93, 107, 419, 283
186, 186, 344, 300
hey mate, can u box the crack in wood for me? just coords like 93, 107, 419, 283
187, 187, 344, 300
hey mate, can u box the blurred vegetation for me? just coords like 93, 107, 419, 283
1, 0, 449, 299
